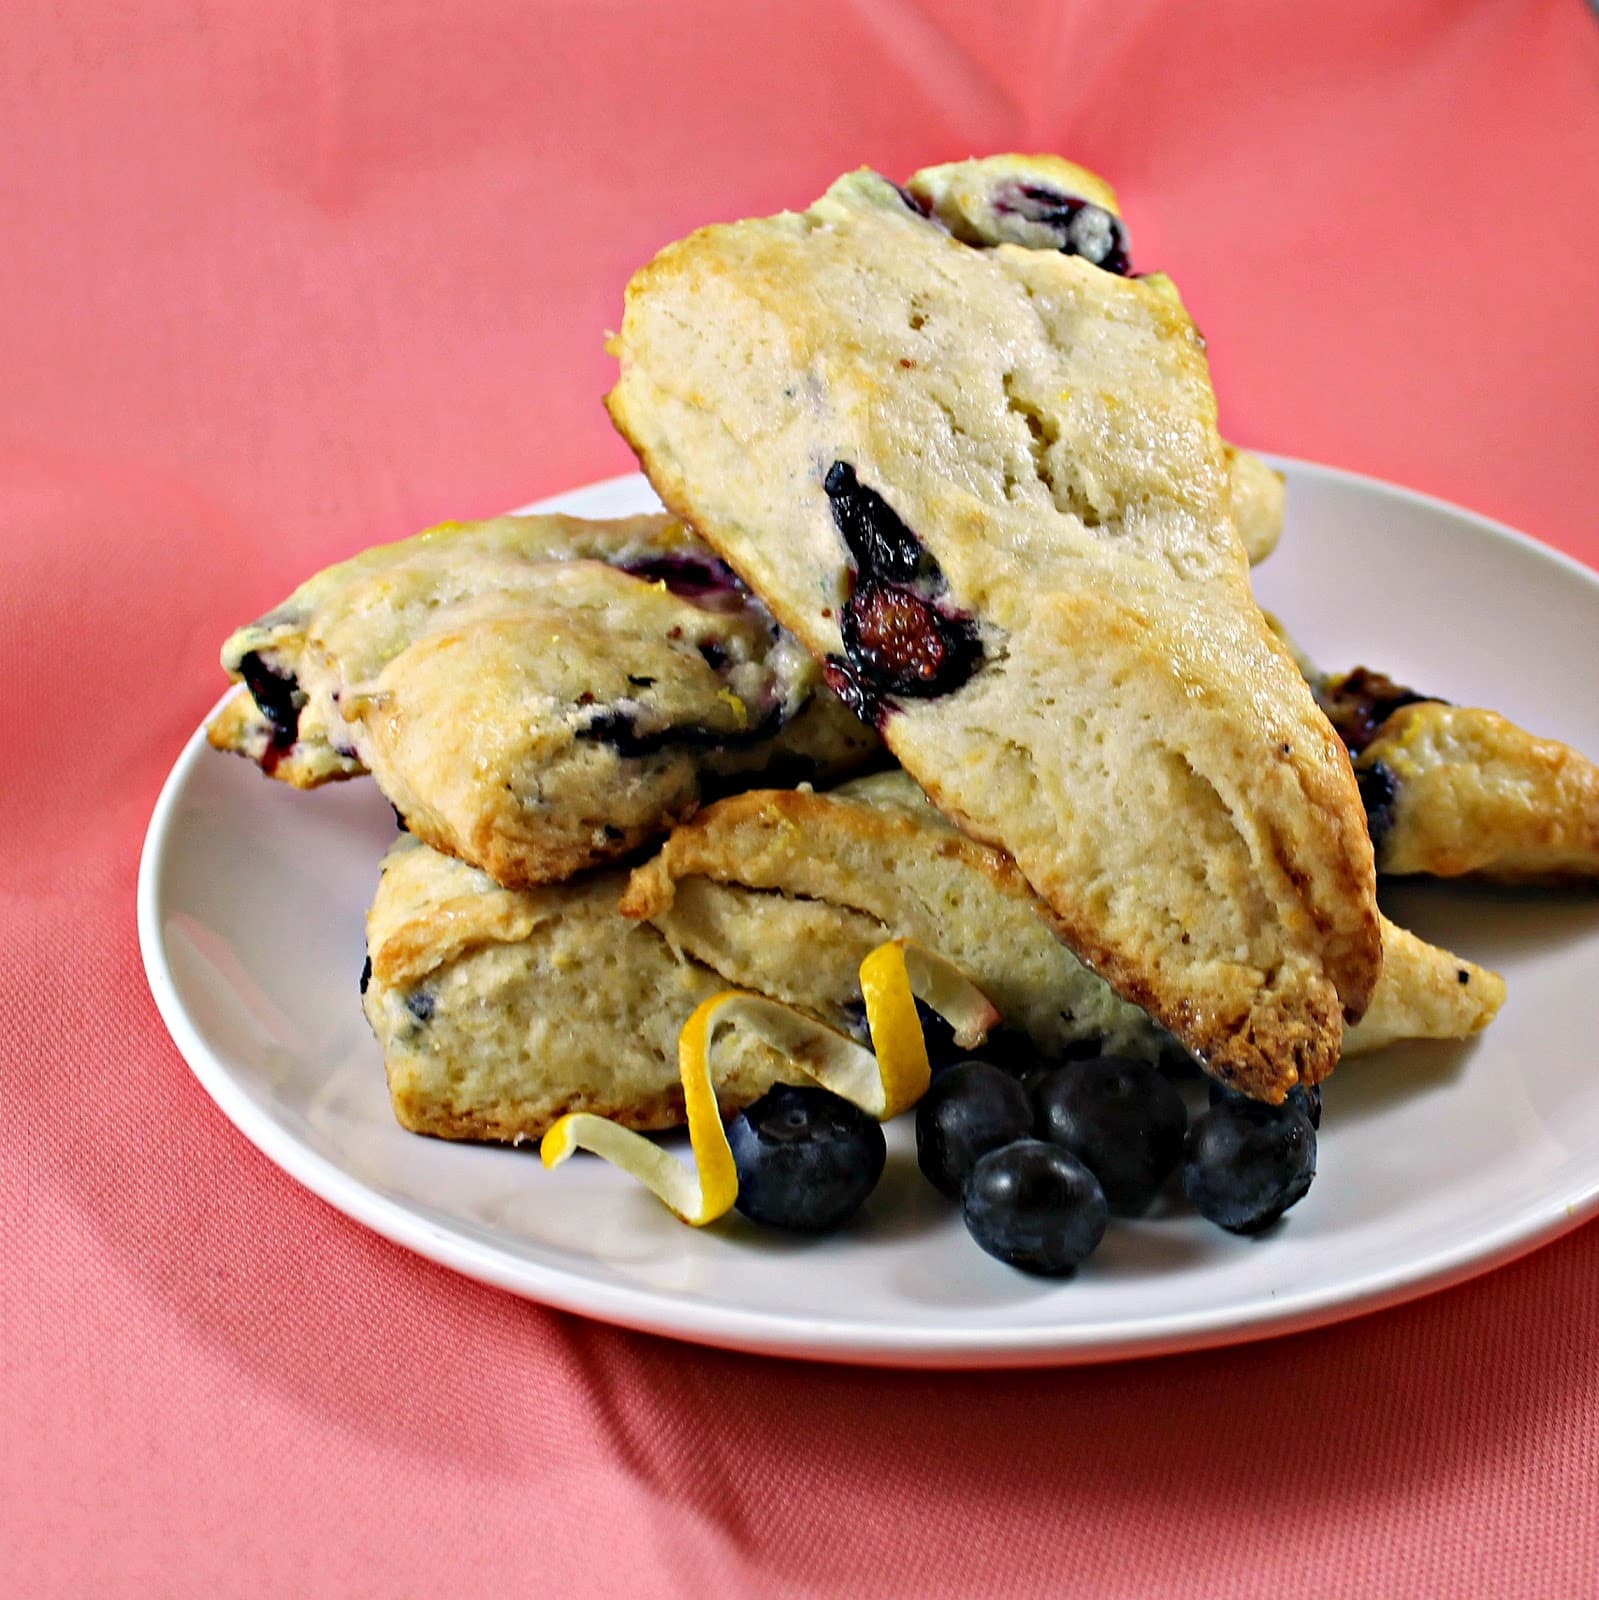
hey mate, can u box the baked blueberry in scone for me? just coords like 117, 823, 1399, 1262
207, 513, 880, 887
905, 155, 1287, 569
362, 774, 1500, 1144
1311, 663, 1599, 883
606, 159, 1382, 1101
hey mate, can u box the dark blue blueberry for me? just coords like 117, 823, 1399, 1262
238, 651, 303, 751
576, 702, 782, 757
962, 1140, 1108, 1275
1357, 760, 1400, 862
405, 989, 435, 1024
1156, 1040, 1206, 1080
915, 1060, 1035, 1199
993, 183, 1131, 274
697, 640, 729, 672
1034, 1057, 1188, 1216
823, 461, 931, 585
1183, 1099, 1317, 1235
914, 998, 966, 1071
727, 1084, 886, 1233
359, 955, 371, 995
1313, 667, 1436, 756
618, 552, 745, 599
1208, 1079, 1322, 1130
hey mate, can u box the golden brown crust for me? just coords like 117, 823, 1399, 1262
607, 164, 1381, 1098
625, 773, 1497, 1092
204, 687, 360, 789
622, 784, 1038, 921
1224, 445, 1286, 566
214, 512, 878, 889
1342, 922, 1504, 1055
1361, 703, 1599, 883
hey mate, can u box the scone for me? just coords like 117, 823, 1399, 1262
906, 155, 1285, 567
209, 513, 879, 886
363, 836, 805, 1140
365, 774, 1498, 1145
606, 158, 1382, 1100
623, 772, 1503, 1065
1311, 662, 1599, 882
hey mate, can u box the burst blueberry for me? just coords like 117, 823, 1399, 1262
823, 461, 930, 584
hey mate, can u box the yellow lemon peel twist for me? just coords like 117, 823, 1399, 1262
541, 940, 998, 1225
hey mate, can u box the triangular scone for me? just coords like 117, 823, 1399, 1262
607, 163, 1381, 1100
208, 513, 878, 887
1272, 619, 1599, 883
623, 773, 1501, 1069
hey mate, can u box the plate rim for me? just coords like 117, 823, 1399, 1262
138, 456, 1599, 1368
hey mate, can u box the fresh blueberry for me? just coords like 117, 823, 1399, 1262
1033, 1057, 1188, 1216
727, 1084, 886, 1233
916, 1060, 1035, 1199
1208, 1079, 1322, 1130
913, 998, 966, 1071
1183, 1099, 1317, 1235
405, 989, 435, 1024
962, 1140, 1108, 1275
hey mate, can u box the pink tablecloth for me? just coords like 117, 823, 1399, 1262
7, 3, 1599, 1594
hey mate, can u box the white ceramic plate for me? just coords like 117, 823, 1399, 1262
139, 460, 1599, 1367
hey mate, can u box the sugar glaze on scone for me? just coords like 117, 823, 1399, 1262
208, 513, 879, 887
607, 159, 1381, 1100
623, 772, 1502, 1069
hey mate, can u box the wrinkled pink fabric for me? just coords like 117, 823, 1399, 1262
7, 3, 1599, 1594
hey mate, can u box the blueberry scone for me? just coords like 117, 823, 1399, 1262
1305, 659, 1599, 883
607, 159, 1382, 1100
906, 155, 1285, 568
362, 836, 806, 1140
623, 772, 1502, 1066
364, 775, 1499, 1144
208, 513, 880, 887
